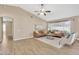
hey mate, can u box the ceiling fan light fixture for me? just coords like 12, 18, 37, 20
40, 12, 44, 15
34, 4, 52, 16
41, 8, 45, 11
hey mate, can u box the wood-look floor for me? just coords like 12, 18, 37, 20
0, 37, 79, 55
0, 35, 13, 55
14, 39, 79, 55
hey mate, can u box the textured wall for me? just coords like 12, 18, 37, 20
0, 5, 47, 40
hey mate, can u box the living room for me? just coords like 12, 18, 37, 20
0, 4, 79, 55
33, 16, 79, 48
1, 0, 79, 59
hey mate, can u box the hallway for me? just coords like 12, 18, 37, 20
0, 22, 13, 55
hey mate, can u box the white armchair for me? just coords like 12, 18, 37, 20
65, 32, 78, 45
59, 32, 78, 48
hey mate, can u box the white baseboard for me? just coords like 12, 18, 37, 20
13, 36, 33, 41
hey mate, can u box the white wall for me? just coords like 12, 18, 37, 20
73, 16, 79, 39
0, 5, 47, 40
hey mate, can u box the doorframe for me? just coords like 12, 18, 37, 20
0, 17, 3, 42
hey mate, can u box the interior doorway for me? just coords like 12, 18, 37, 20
0, 16, 14, 54
3, 16, 13, 40
0, 16, 13, 43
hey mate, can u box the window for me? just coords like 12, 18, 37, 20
48, 21, 71, 33
33, 24, 44, 31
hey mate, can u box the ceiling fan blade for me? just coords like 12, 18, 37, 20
44, 13, 46, 16
45, 11, 51, 13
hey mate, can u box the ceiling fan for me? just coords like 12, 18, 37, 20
34, 4, 51, 16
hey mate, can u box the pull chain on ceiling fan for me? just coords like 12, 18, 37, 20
34, 4, 51, 16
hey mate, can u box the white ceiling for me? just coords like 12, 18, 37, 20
8, 4, 79, 21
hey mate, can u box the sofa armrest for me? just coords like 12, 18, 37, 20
59, 37, 67, 45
